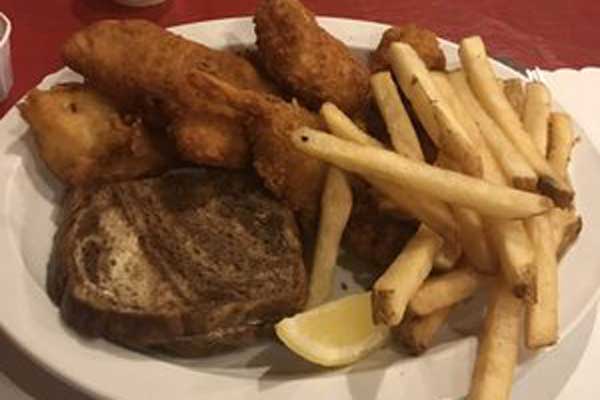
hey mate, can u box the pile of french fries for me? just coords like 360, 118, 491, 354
297, 35, 582, 399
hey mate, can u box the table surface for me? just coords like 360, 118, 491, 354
2, 0, 600, 399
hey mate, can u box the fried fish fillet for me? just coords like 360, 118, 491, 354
255, 0, 370, 114
171, 115, 250, 169
62, 19, 276, 169
19, 83, 171, 186
186, 70, 326, 224
370, 24, 446, 72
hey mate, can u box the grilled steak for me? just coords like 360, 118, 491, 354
48, 168, 307, 355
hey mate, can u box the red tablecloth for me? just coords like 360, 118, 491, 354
2, 0, 600, 116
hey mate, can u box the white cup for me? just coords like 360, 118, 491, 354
0, 12, 13, 101
113, 0, 168, 6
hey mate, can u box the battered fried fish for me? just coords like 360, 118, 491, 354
370, 24, 446, 73
62, 19, 276, 169
255, 0, 370, 114
186, 70, 326, 224
19, 83, 171, 186
171, 115, 249, 169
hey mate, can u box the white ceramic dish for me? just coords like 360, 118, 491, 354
0, 17, 598, 400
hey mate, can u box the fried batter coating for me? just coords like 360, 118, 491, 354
255, 0, 370, 114
19, 83, 171, 186
172, 115, 250, 169
186, 70, 326, 222
370, 24, 446, 73
63, 19, 276, 113
62, 19, 276, 169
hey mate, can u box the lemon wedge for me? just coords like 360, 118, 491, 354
275, 292, 390, 367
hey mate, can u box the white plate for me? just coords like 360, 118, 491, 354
0, 16, 598, 400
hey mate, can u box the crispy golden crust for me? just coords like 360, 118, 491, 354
62, 19, 277, 169
172, 115, 250, 169
255, 0, 370, 114
370, 24, 446, 73
250, 97, 325, 217
63, 19, 276, 114
19, 83, 171, 186
186, 71, 326, 222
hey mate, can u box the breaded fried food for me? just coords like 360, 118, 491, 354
171, 115, 249, 169
62, 19, 276, 169
63, 19, 276, 113
370, 24, 446, 72
171, 117, 249, 168
19, 83, 171, 186
186, 70, 326, 223
255, 0, 370, 114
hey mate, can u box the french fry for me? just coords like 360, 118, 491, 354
409, 265, 484, 316
546, 113, 579, 259
461, 142, 536, 300
375, 199, 460, 271
370, 72, 423, 158
388, 42, 483, 177
452, 207, 497, 273
306, 167, 353, 308
423, 78, 540, 296
487, 219, 536, 302
372, 225, 444, 325
372, 180, 456, 239
320, 102, 384, 149
318, 98, 542, 292
373, 189, 460, 271
435, 154, 498, 273
468, 281, 523, 400
524, 213, 559, 348
433, 72, 511, 185
291, 128, 553, 219
503, 78, 525, 117
549, 207, 582, 260
459, 36, 573, 206
395, 306, 452, 355
435, 72, 510, 189
431, 77, 502, 272
433, 245, 462, 271
385, 44, 439, 152
371, 180, 462, 270
521, 83, 562, 340
430, 77, 504, 273
447, 70, 537, 191
548, 112, 576, 179
431, 71, 484, 148
433, 73, 538, 300
523, 82, 552, 157
321, 103, 463, 267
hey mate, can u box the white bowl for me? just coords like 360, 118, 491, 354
0, 12, 13, 101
